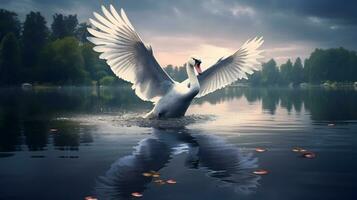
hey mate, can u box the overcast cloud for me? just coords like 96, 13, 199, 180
1, 0, 356, 67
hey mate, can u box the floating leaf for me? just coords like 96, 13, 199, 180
149, 170, 160, 177
302, 152, 316, 159
131, 192, 143, 197
142, 172, 152, 177
255, 148, 267, 153
152, 174, 160, 178
292, 147, 306, 153
166, 179, 177, 184
253, 169, 269, 175
154, 179, 165, 185
84, 196, 98, 200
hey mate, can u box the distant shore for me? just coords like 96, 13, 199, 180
1, 82, 353, 91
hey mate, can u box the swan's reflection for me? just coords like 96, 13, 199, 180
95, 128, 260, 199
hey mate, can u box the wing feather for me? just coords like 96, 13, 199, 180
87, 5, 174, 102
195, 37, 264, 98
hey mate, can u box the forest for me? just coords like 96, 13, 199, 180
0, 9, 357, 87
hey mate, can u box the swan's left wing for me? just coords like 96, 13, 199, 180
195, 37, 264, 98
87, 5, 174, 103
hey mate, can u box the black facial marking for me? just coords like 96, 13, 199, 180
192, 57, 202, 65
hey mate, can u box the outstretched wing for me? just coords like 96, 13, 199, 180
87, 5, 174, 103
195, 37, 264, 98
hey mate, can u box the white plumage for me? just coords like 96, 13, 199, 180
88, 5, 264, 118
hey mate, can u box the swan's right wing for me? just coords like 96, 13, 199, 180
87, 5, 174, 103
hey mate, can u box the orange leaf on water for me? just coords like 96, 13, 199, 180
253, 169, 269, 175
302, 152, 316, 159
84, 196, 98, 200
131, 192, 143, 197
154, 179, 165, 185
166, 179, 177, 184
142, 172, 152, 177
255, 147, 267, 153
292, 147, 306, 153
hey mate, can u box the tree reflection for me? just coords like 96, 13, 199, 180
23, 120, 48, 151
1, 87, 357, 155
196, 87, 357, 120
0, 87, 151, 154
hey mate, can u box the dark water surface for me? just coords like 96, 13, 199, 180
0, 87, 357, 200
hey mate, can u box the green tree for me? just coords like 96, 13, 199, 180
81, 43, 99, 81
0, 33, 22, 85
81, 43, 116, 84
38, 37, 89, 85
164, 64, 187, 82
0, 9, 20, 41
261, 59, 279, 85
280, 59, 293, 84
292, 57, 303, 84
51, 14, 78, 39
75, 22, 90, 43
304, 48, 357, 83
22, 11, 49, 81
248, 71, 262, 86
99, 76, 116, 86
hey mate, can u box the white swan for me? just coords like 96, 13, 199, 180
87, 5, 264, 118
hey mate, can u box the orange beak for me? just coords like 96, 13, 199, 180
195, 63, 202, 75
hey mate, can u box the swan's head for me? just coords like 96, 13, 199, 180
188, 57, 203, 75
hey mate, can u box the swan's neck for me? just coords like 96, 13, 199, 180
186, 63, 200, 92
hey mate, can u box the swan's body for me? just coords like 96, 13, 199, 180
88, 5, 264, 118
145, 64, 200, 118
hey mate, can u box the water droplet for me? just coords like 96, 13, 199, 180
253, 169, 269, 175
131, 192, 143, 197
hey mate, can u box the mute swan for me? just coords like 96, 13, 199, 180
87, 5, 264, 118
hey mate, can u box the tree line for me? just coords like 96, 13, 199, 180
247, 47, 357, 86
0, 9, 118, 86
165, 47, 357, 87
0, 9, 356, 87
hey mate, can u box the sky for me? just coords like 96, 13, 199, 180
1, 0, 357, 68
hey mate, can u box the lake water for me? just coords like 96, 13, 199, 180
0, 86, 357, 200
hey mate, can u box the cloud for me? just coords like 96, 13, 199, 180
0, 0, 356, 66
